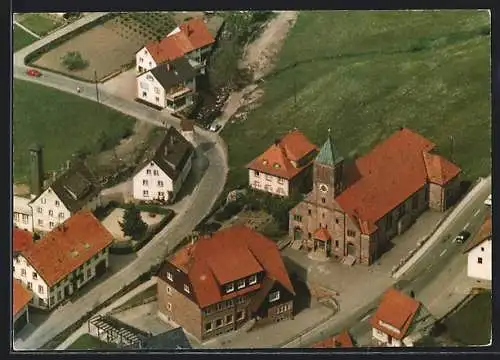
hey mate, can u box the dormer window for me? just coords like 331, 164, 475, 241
167, 272, 173, 281
184, 284, 190, 293
41, 198, 46, 204
262, 160, 268, 165
269, 290, 280, 303
249, 274, 257, 285
273, 163, 281, 169
236, 279, 245, 289
225, 283, 234, 293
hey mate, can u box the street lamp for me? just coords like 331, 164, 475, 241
94, 69, 100, 103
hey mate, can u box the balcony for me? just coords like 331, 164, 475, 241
166, 85, 192, 100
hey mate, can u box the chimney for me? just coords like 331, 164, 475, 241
274, 139, 281, 146
29, 144, 44, 197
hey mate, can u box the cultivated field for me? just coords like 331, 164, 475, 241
13, 79, 136, 183
222, 10, 491, 188
13, 24, 37, 51
16, 13, 65, 36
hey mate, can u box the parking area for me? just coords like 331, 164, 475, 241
111, 302, 173, 336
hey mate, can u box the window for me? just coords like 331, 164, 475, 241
143, 179, 149, 186
277, 304, 289, 314
481, 247, 485, 252
269, 290, 280, 303
148, 61, 152, 67
142, 91, 147, 97
237, 311, 245, 320
184, 284, 190, 293
38, 285, 44, 294
478, 257, 483, 264
154, 87, 160, 94
335, 240, 339, 248
226, 299, 234, 307
293, 215, 302, 222
167, 286, 172, 295
205, 322, 213, 332
140, 81, 149, 90
277, 178, 284, 184
253, 181, 261, 188
14, 213, 19, 222
265, 175, 272, 181
13, 266, 15, 273
158, 180, 164, 187
308, 232, 312, 239
225, 314, 233, 324
49, 221, 55, 228
139, 57, 144, 63
308, 209, 312, 215
264, 184, 272, 192
87, 268, 92, 279
21, 268, 26, 277
347, 230, 356, 237
167, 302, 172, 311
37, 207, 42, 214
158, 192, 165, 198
249, 274, 257, 285
153, 170, 159, 176
55, 200, 60, 207
143, 190, 149, 197
27, 282, 32, 290
41, 198, 46, 204
155, 96, 160, 103
48, 210, 53, 216
321, 198, 326, 204
335, 218, 339, 224
254, 170, 260, 177
215, 319, 223, 328
225, 283, 234, 293
146, 169, 151, 175
15, 257, 20, 264
216, 303, 224, 311
22, 214, 29, 224
32, 272, 38, 280
237, 279, 245, 289
59, 290, 62, 300
37, 218, 43, 225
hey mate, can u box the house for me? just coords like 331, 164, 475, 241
30, 160, 102, 234
156, 225, 296, 341
136, 57, 197, 112
246, 129, 319, 197
132, 126, 194, 204
13, 211, 113, 310
13, 195, 34, 232
370, 288, 434, 347
289, 128, 461, 265
13, 279, 33, 334
312, 330, 354, 348
180, 119, 196, 146
136, 18, 215, 75
464, 215, 492, 281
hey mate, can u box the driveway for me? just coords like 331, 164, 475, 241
100, 68, 137, 102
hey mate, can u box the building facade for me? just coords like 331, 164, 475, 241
13, 279, 33, 334
156, 225, 295, 341
13, 196, 34, 232
465, 216, 492, 281
289, 128, 461, 265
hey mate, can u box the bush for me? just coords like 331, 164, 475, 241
61, 51, 89, 71
119, 204, 147, 239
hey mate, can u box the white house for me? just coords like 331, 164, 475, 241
464, 216, 492, 281
13, 211, 113, 310
133, 126, 194, 204
30, 161, 102, 234
135, 18, 215, 76
13, 195, 33, 232
136, 57, 197, 112
246, 129, 319, 197
13, 278, 33, 334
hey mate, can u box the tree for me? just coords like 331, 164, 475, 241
119, 204, 147, 238
61, 51, 89, 71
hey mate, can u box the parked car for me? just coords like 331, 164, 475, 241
484, 194, 492, 206
26, 68, 42, 77
454, 230, 471, 244
209, 123, 222, 132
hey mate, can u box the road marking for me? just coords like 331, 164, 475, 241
464, 222, 470, 230
473, 209, 481, 217
439, 249, 447, 257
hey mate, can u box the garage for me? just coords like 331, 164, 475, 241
13, 279, 33, 336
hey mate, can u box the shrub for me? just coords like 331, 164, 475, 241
61, 51, 89, 71
119, 204, 147, 239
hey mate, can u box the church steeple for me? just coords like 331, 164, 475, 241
313, 129, 344, 199
316, 129, 344, 167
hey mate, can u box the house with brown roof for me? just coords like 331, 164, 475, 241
29, 160, 102, 234
464, 215, 492, 281
156, 225, 296, 341
13, 279, 33, 334
132, 126, 194, 204
247, 129, 319, 197
370, 288, 435, 347
312, 330, 354, 348
135, 18, 215, 76
13, 211, 113, 310
289, 128, 461, 265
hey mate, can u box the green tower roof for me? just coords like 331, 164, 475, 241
316, 129, 343, 166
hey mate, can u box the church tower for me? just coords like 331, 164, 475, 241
312, 129, 344, 204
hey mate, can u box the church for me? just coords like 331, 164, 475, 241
288, 128, 461, 266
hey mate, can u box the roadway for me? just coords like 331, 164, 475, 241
13, 13, 229, 350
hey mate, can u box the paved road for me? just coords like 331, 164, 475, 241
13, 13, 229, 350
284, 178, 491, 347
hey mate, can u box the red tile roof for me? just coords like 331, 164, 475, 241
370, 288, 421, 340
145, 18, 215, 64
13, 279, 32, 316
312, 330, 354, 348
13, 228, 33, 253
247, 129, 318, 179
423, 152, 461, 185
313, 228, 331, 242
168, 225, 295, 308
20, 211, 114, 287
335, 128, 461, 235
464, 215, 492, 253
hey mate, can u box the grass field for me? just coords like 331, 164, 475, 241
444, 290, 492, 345
17, 13, 65, 36
67, 333, 117, 350
13, 24, 38, 51
222, 10, 491, 189
13, 79, 136, 183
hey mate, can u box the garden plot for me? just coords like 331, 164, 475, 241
101, 208, 166, 242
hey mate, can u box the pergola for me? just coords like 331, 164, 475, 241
88, 315, 150, 348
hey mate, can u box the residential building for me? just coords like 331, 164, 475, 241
246, 129, 319, 197
136, 57, 197, 112
13, 279, 33, 334
13, 211, 113, 310
464, 215, 492, 281
312, 330, 354, 348
370, 288, 434, 347
13, 195, 33, 232
135, 18, 215, 75
13, 228, 34, 255
133, 126, 194, 204
30, 161, 102, 234
289, 128, 461, 265
156, 225, 296, 341
180, 119, 196, 146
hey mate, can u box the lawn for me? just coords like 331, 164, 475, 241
221, 10, 491, 190
13, 24, 37, 51
17, 13, 64, 36
67, 333, 117, 350
443, 290, 492, 345
13, 79, 136, 183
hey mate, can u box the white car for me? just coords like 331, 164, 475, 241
209, 123, 222, 132
484, 194, 492, 207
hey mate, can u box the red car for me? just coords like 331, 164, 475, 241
26, 68, 42, 77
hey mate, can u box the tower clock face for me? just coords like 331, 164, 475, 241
319, 183, 329, 193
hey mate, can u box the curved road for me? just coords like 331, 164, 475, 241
13, 13, 228, 350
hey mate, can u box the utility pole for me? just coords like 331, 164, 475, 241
94, 70, 100, 103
